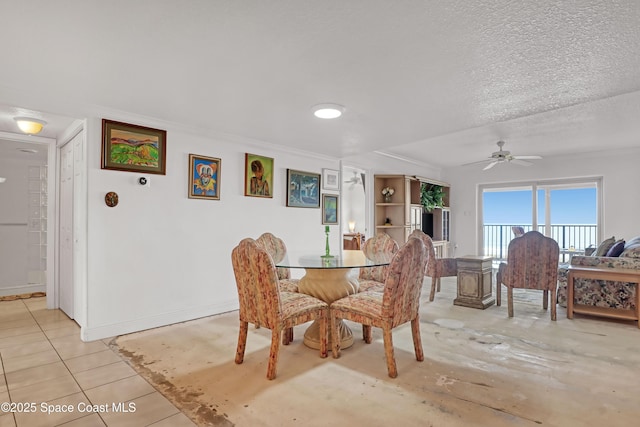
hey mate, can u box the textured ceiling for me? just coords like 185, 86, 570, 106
1, 0, 639, 168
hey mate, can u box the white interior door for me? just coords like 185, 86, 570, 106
58, 138, 75, 317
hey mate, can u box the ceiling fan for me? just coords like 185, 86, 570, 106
344, 171, 364, 189
463, 140, 542, 170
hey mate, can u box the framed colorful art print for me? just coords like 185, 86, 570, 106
101, 119, 167, 174
286, 169, 320, 208
322, 194, 339, 224
244, 153, 274, 198
188, 154, 221, 200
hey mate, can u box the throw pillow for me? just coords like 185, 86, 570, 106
594, 236, 616, 256
625, 236, 640, 247
605, 240, 625, 257
620, 243, 640, 258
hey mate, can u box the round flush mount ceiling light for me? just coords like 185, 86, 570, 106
312, 103, 345, 119
14, 117, 47, 135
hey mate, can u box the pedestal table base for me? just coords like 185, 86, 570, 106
297, 268, 358, 349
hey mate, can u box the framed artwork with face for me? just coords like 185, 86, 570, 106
244, 153, 274, 198
188, 154, 221, 200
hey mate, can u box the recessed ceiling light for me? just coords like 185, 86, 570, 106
14, 117, 47, 135
0, 177, 6, 184
312, 103, 345, 119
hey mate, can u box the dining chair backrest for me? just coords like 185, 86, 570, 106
360, 233, 399, 282
512, 226, 526, 237
232, 238, 282, 329
501, 230, 560, 291
407, 229, 457, 301
407, 229, 435, 275
256, 232, 291, 280
382, 236, 427, 327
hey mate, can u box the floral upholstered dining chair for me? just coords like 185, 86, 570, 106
231, 238, 329, 380
256, 232, 299, 293
329, 236, 428, 378
407, 229, 457, 301
357, 233, 399, 293
496, 230, 560, 320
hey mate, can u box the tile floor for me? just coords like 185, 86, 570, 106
0, 296, 196, 427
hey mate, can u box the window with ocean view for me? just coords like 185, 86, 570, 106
480, 178, 601, 261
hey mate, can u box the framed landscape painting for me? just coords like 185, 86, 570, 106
322, 194, 339, 224
188, 154, 221, 200
244, 153, 274, 198
286, 169, 320, 208
101, 119, 167, 174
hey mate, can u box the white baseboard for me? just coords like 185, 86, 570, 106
80, 299, 239, 342
0, 284, 46, 297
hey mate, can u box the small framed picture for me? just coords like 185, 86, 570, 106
188, 154, 221, 200
322, 168, 340, 191
322, 194, 339, 224
286, 169, 321, 208
101, 119, 167, 175
244, 153, 274, 198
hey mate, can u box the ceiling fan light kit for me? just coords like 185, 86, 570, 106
463, 140, 542, 170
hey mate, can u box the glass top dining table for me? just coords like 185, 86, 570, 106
275, 249, 392, 350
276, 249, 392, 269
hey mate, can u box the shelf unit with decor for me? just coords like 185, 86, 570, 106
374, 175, 452, 251
374, 175, 406, 244
374, 175, 423, 245
417, 177, 451, 257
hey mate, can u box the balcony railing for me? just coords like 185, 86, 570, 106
483, 224, 597, 262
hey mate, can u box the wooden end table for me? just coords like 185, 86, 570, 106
454, 255, 495, 309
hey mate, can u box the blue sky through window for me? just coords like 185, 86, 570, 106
484, 188, 596, 225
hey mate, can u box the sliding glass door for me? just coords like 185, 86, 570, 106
481, 178, 601, 260
483, 187, 533, 260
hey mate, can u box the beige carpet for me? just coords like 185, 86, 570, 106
112, 278, 640, 426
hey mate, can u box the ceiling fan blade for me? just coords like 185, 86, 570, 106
483, 161, 499, 170
461, 158, 492, 166
510, 159, 533, 166
512, 155, 542, 160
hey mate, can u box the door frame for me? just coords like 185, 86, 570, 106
0, 130, 56, 301
53, 121, 87, 326
339, 161, 372, 244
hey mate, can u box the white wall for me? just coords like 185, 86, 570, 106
442, 148, 640, 258
82, 117, 351, 340
79, 116, 449, 340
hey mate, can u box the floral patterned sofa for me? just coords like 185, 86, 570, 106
557, 236, 640, 309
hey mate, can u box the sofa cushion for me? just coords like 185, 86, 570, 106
620, 242, 640, 258
593, 236, 616, 256
605, 240, 625, 257
625, 236, 640, 247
